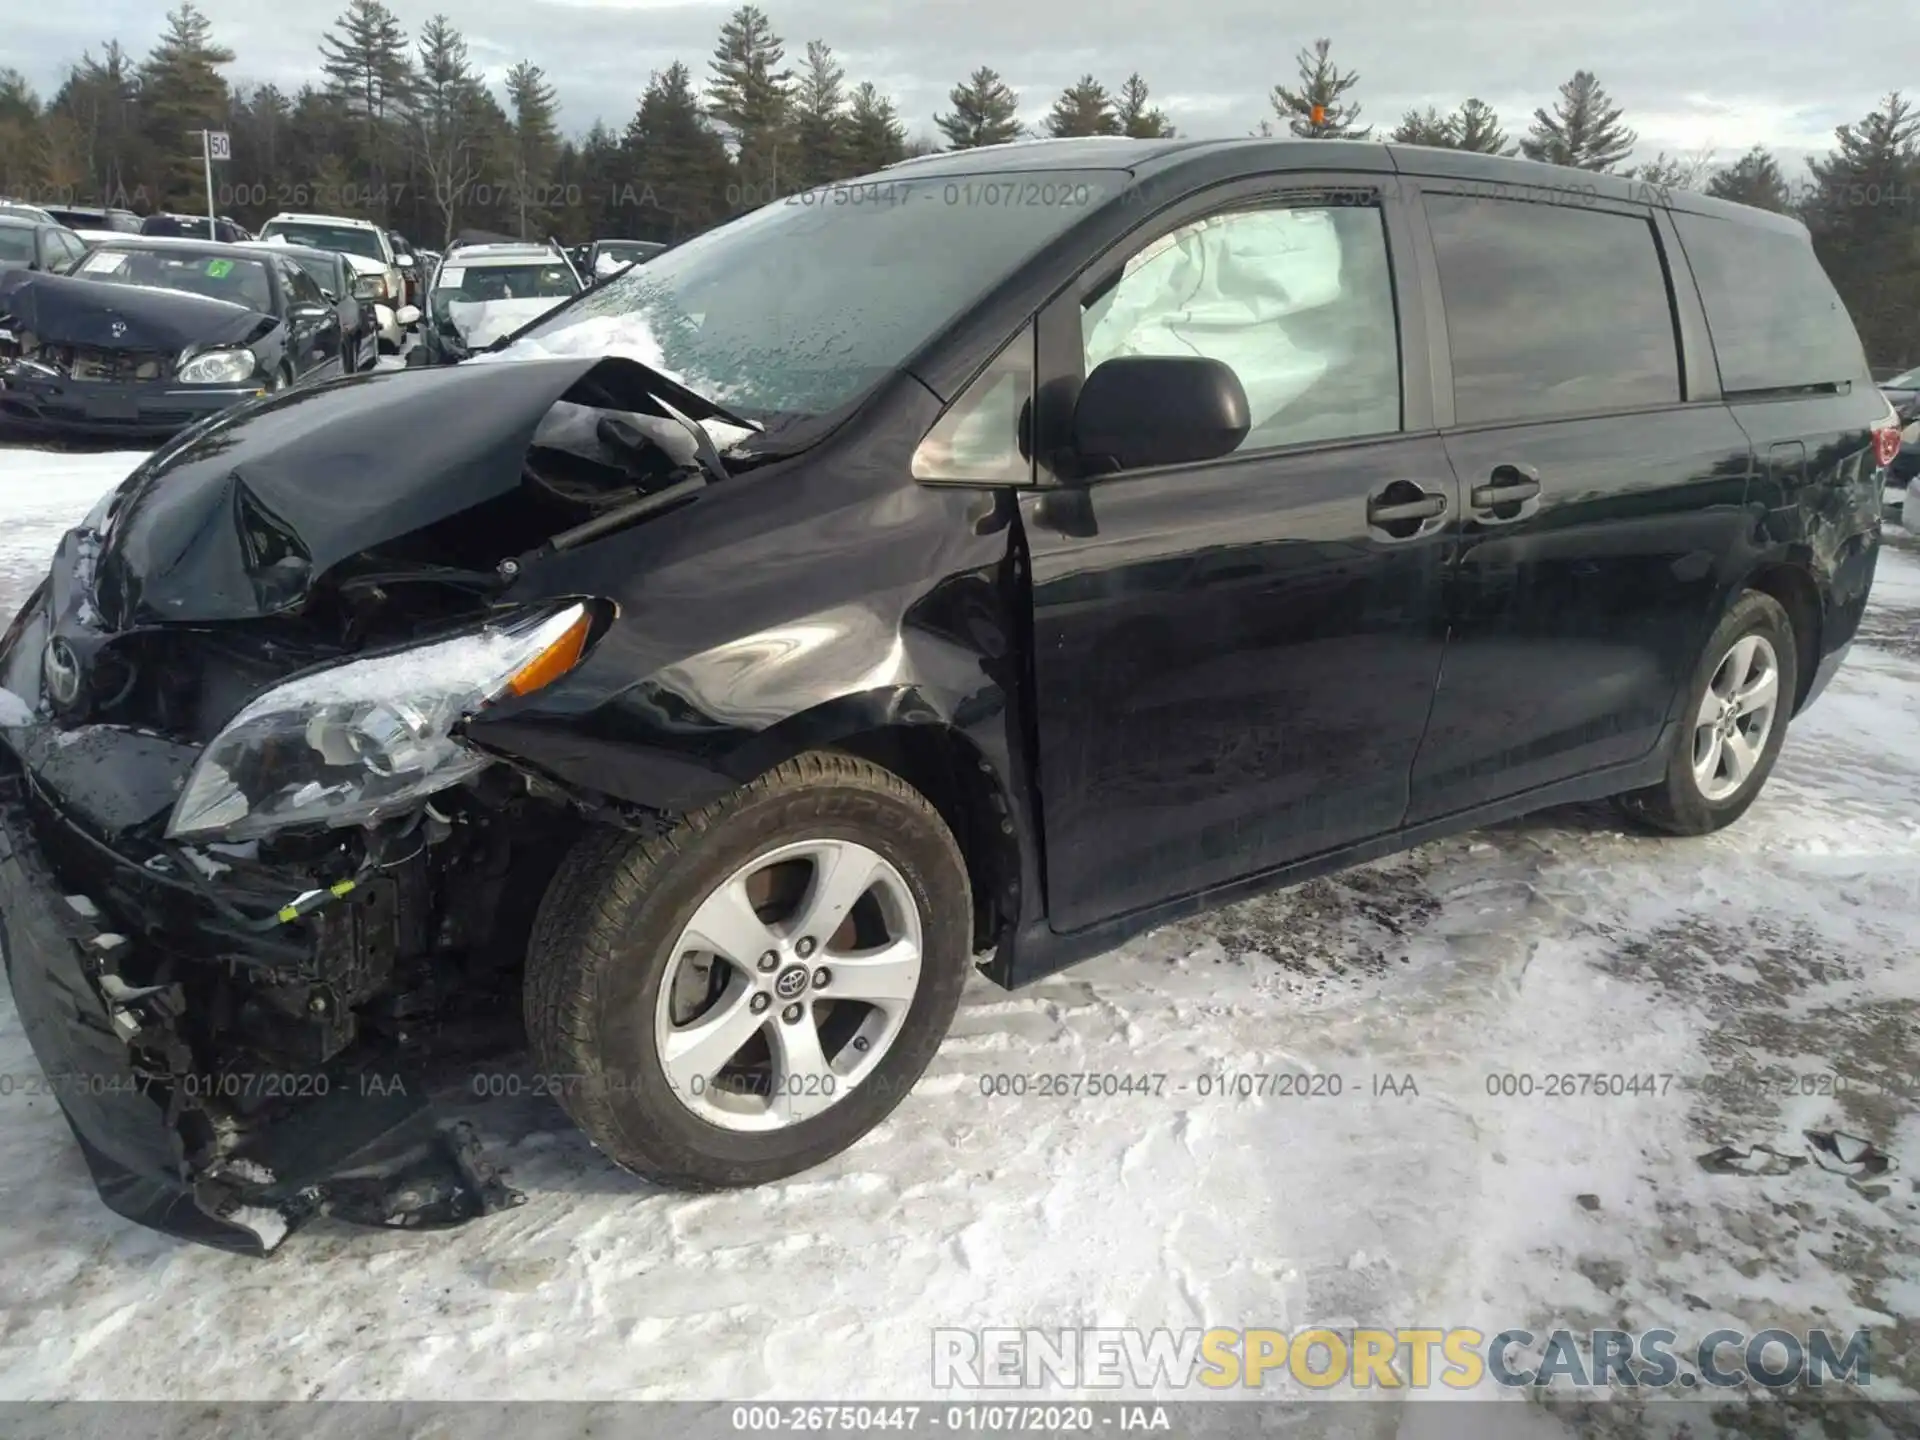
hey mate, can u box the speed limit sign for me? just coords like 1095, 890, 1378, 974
208, 131, 231, 160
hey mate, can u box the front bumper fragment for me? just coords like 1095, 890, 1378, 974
0, 776, 523, 1255
0, 370, 261, 439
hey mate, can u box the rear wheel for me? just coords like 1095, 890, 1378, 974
1617, 590, 1796, 835
524, 752, 972, 1188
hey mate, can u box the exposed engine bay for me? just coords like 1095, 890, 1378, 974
0, 355, 759, 1253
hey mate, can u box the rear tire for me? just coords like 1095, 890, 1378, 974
1617, 590, 1797, 836
524, 752, 972, 1189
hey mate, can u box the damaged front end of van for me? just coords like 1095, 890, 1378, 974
0, 355, 754, 1254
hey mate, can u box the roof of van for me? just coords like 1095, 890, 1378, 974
878, 137, 1806, 235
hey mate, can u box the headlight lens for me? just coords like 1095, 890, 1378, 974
176, 347, 257, 385
166, 603, 594, 841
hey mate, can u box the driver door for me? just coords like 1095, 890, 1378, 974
1018, 177, 1458, 933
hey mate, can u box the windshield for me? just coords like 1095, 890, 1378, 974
259, 222, 386, 263
0, 227, 35, 265
284, 254, 338, 293
74, 247, 274, 312
1887, 367, 1920, 390
432, 262, 579, 319
507, 169, 1122, 418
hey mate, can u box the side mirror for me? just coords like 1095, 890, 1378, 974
395, 304, 421, 327
397, 255, 415, 270
1072, 355, 1250, 474
320, 288, 339, 304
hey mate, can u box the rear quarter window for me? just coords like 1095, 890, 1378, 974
1671, 211, 1871, 395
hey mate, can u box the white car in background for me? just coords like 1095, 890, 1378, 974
409, 240, 584, 365
254, 213, 418, 352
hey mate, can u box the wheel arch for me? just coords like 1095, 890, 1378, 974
720, 689, 1028, 966
1738, 560, 1822, 712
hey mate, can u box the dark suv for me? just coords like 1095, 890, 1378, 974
0, 138, 1891, 1253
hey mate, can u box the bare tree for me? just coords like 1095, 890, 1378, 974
409, 14, 487, 244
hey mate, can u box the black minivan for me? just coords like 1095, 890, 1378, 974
0, 138, 1893, 1252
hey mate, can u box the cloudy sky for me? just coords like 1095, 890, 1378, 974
9, 0, 1905, 177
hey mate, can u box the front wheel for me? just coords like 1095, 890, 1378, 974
1617, 589, 1797, 835
524, 752, 972, 1189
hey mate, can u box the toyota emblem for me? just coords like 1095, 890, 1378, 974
109, 318, 127, 340
774, 965, 810, 1001
43, 639, 81, 707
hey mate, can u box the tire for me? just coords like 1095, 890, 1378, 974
524, 751, 973, 1189
1617, 590, 1797, 836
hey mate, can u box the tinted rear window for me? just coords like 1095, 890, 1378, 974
1424, 194, 1681, 426
1671, 212, 1870, 394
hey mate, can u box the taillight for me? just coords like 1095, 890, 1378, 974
1873, 402, 1902, 469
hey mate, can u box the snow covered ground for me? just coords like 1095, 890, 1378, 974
1, 441, 1918, 1426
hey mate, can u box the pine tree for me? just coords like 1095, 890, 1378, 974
1519, 71, 1635, 171
1390, 98, 1512, 153
139, 4, 236, 208
791, 40, 847, 187
1113, 74, 1174, 139
626, 62, 733, 241
504, 61, 560, 238
50, 44, 148, 209
1800, 92, 1920, 366
707, 5, 792, 200
1452, 99, 1512, 155
409, 14, 488, 243
1704, 146, 1791, 212
1045, 76, 1119, 138
843, 81, 907, 174
318, 0, 413, 217
0, 71, 45, 196
1390, 106, 1452, 146
937, 67, 1021, 149
1271, 39, 1369, 139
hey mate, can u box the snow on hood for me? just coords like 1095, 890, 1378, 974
477, 312, 759, 451
444, 296, 569, 349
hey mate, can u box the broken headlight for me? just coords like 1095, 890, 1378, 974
166, 603, 593, 841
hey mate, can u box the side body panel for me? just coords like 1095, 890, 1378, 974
1398, 180, 1758, 822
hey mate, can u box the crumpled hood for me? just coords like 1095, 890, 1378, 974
0, 270, 270, 353
444, 297, 569, 348
91, 354, 742, 626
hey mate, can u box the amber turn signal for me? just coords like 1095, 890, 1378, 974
505, 608, 592, 697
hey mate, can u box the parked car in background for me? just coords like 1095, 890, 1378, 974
141, 212, 253, 243
0, 215, 90, 275
0, 234, 350, 438
254, 212, 414, 351
1877, 365, 1920, 520
407, 240, 582, 366
0, 200, 59, 223
41, 205, 143, 234
243, 237, 380, 373
0, 138, 1888, 1254
588, 238, 666, 281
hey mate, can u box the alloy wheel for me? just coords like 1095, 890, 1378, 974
1691, 633, 1780, 803
653, 839, 925, 1132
